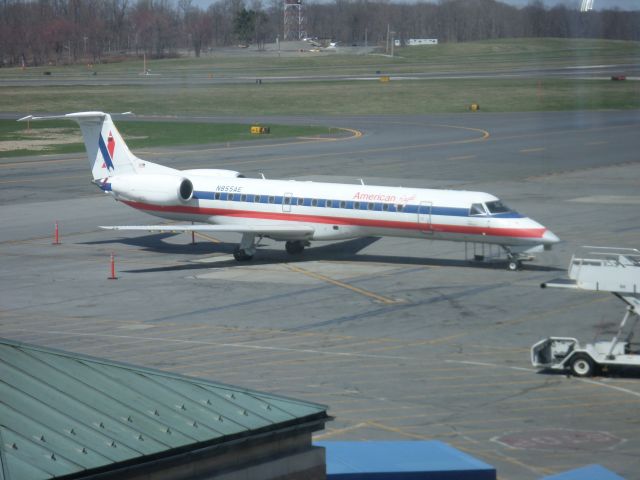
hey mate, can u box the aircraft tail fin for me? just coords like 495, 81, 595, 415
18, 111, 138, 180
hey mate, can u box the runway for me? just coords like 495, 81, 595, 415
1, 110, 640, 478
1, 62, 638, 87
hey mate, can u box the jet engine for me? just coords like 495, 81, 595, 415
109, 174, 193, 206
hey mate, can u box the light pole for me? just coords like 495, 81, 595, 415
390, 31, 395, 57
580, 0, 594, 12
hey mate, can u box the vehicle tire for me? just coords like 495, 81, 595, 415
570, 354, 595, 377
508, 261, 521, 271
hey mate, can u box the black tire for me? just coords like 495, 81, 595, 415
285, 240, 305, 255
508, 261, 521, 271
570, 354, 595, 377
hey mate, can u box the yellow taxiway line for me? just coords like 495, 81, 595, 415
283, 263, 401, 305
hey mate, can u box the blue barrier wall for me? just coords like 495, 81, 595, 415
315, 440, 496, 480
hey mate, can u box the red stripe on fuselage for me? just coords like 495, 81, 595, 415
121, 200, 546, 239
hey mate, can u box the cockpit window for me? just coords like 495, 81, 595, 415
469, 203, 486, 216
485, 200, 512, 214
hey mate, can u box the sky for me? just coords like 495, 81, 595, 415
503, 0, 639, 9
190, 0, 639, 10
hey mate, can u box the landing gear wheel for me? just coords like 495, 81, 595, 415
570, 354, 595, 377
285, 240, 305, 255
233, 247, 254, 262
507, 260, 522, 271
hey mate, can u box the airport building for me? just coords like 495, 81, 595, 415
0, 338, 329, 480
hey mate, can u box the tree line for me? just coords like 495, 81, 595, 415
1, 0, 638, 67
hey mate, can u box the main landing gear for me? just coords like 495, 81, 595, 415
285, 240, 307, 255
232, 235, 310, 261
233, 233, 257, 261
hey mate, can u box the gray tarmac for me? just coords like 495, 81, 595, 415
2, 62, 638, 87
1, 110, 640, 478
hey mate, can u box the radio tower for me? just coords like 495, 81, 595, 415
284, 0, 305, 41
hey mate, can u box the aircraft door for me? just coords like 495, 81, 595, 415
418, 201, 433, 234
282, 192, 293, 213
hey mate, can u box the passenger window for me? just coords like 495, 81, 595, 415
397, 204, 403, 212
340, 201, 346, 208
311, 199, 318, 207
354, 202, 360, 209
383, 204, 389, 211
326, 200, 332, 207
240, 194, 246, 202
284, 197, 291, 205
297, 197, 304, 206
269, 196, 275, 204
470, 203, 486, 216
214, 192, 221, 200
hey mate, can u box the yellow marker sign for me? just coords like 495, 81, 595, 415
250, 126, 270, 134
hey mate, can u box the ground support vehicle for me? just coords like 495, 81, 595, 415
532, 247, 640, 377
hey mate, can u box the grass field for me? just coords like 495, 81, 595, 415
1, 38, 637, 78
1, 78, 638, 117
0, 120, 335, 158
0, 38, 638, 153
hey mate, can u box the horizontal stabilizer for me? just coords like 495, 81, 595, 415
18, 112, 107, 122
18, 111, 132, 123
100, 224, 315, 239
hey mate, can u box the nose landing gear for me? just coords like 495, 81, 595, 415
507, 259, 523, 271
503, 246, 535, 271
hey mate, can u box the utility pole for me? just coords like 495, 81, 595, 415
390, 31, 395, 57
386, 24, 390, 54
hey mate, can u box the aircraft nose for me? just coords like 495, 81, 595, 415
542, 229, 560, 245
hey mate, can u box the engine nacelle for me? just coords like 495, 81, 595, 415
109, 174, 193, 206
182, 169, 245, 178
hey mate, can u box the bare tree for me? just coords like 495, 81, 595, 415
184, 6, 214, 56
1, 0, 638, 67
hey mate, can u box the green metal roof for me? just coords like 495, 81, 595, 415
0, 338, 328, 480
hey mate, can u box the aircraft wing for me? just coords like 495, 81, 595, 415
100, 224, 314, 239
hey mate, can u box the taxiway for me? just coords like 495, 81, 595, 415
1, 110, 639, 478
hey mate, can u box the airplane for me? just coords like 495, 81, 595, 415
19, 111, 560, 270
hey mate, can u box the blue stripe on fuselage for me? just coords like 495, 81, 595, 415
191, 190, 525, 218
